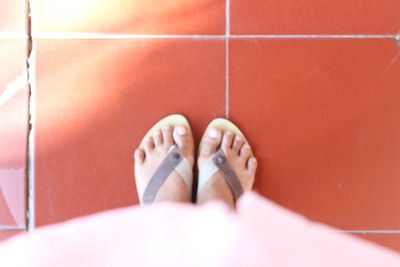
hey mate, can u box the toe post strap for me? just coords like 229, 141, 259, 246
142, 145, 192, 204
197, 149, 244, 201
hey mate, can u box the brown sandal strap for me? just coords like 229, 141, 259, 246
197, 149, 244, 201
142, 145, 184, 204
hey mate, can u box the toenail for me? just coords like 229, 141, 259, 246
208, 128, 219, 139
145, 137, 152, 142
177, 126, 186, 135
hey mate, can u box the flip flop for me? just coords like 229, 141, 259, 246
196, 118, 252, 202
135, 114, 193, 204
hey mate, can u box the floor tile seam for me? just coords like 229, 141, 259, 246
27, 33, 396, 39
225, 37, 229, 119
31, 33, 226, 39
0, 228, 398, 233
27, 49, 35, 233
26, 0, 35, 232
225, 0, 230, 36
225, 0, 230, 119
0, 33, 29, 39
0, 226, 26, 230
0, 167, 25, 170
339, 230, 400, 234
231, 34, 395, 39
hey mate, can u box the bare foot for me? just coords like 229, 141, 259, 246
134, 125, 194, 203
197, 127, 257, 208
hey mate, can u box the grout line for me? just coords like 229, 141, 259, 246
225, 38, 229, 119
230, 34, 395, 39
26, 0, 35, 232
0, 228, 398, 233
32, 33, 226, 39
27, 48, 35, 232
339, 230, 400, 234
224, 0, 230, 119
28, 33, 395, 39
225, 0, 230, 36
1, 228, 398, 233
30, 33, 396, 39
0, 32, 29, 39
0, 226, 26, 231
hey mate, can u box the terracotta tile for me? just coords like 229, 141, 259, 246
0, 0, 27, 32
353, 233, 400, 253
231, 0, 400, 34
230, 39, 400, 230
35, 39, 225, 226
33, 0, 225, 34
0, 230, 24, 243
0, 40, 29, 169
0, 186, 16, 226
0, 168, 26, 227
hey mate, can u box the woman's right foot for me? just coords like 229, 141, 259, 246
134, 125, 194, 203
196, 127, 257, 208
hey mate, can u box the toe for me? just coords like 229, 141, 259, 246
240, 144, 252, 163
162, 125, 173, 147
221, 131, 234, 151
199, 127, 222, 158
173, 125, 195, 160
153, 130, 163, 146
143, 137, 154, 153
134, 149, 145, 165
232, 135, 244, 152
247, 157, 257, 174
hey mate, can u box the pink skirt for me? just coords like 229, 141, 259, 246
1, 192, 399, 266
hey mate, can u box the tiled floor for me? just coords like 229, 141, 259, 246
230, 0, 400, 35
1, 0, 400, 252
0, 230, 24, 242
35, 38, 225, 225
230, 38, 400, 230
33, 0, 225, 34
0, 0, 29, 242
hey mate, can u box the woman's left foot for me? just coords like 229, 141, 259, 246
196, 127, 257, 208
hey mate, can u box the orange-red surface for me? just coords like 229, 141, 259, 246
355, 233, 400, 253
1, 0, 400, 253
0, 40, 28, 168
35, 39, 225, 225
231, 0, 400, 34
229, 39, 400, 230
33, 0, 225, 34
0, 230, 24, 242
0, 39, 28, 227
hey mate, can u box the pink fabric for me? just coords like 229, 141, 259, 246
0, 192, 399, 266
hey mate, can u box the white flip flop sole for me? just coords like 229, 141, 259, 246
197, 118, 253, 201
139, 114, 191, 149
135, 114, 193, 204
199, 118, 252, 156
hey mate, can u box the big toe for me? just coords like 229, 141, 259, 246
198, 127, 222, 161
173, 125, 195, 161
